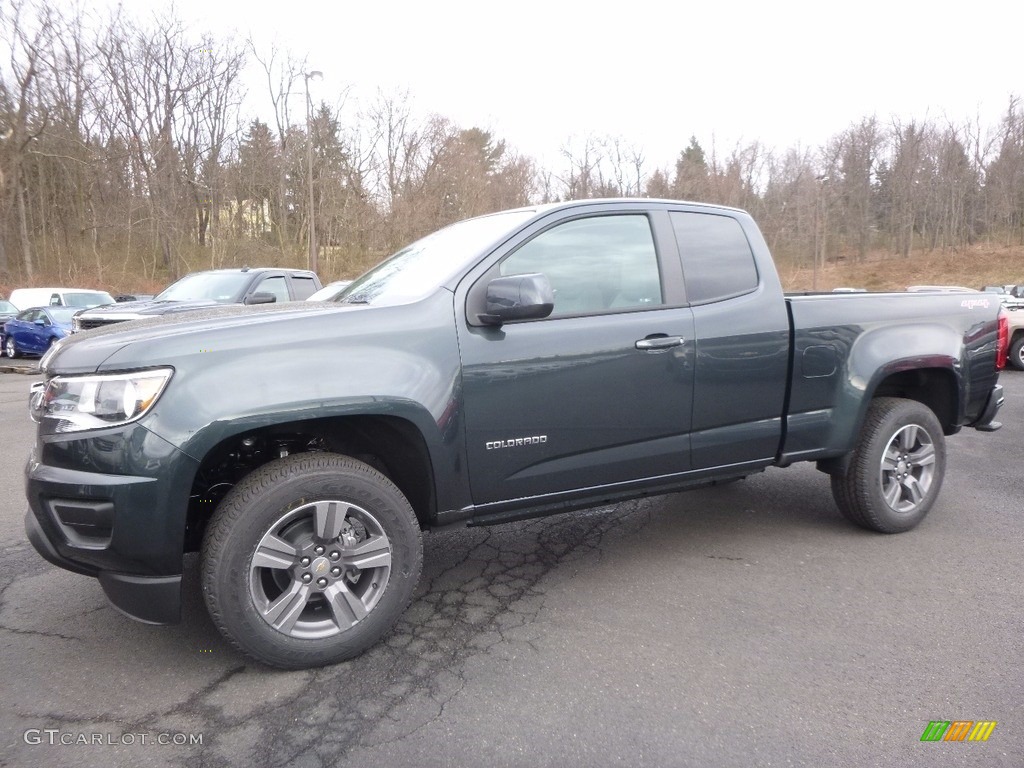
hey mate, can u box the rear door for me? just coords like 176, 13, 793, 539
456, 206, 696, 506
668, 210, 790, 468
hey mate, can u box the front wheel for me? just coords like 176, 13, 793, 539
830, 397, 946, 533
201, 453, 423, 669
4, 336, 19, 358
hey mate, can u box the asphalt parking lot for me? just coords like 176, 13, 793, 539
0, 365, 1020, 768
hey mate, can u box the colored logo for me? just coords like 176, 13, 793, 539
920, 721, 997, 742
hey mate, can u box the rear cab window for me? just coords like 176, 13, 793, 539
290, 275, 319, 300
670, 212, 758, 304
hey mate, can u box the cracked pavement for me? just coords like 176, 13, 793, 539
1, 371, 1022, 767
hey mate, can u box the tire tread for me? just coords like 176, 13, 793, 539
200, 452, 422, 669
830, 397, 945, 534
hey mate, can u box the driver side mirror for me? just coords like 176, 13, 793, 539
478, 273, 554, 326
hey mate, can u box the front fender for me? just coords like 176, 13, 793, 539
96, 291, 470, 515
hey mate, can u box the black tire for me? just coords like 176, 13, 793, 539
201, 452, 423, 669
830, 397, 946, 533
4, 336, 19, 359
1010, 335, 1024, 371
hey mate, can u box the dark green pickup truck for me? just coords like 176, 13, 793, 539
24, 199, 1008, 669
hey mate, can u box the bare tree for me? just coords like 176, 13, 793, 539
838, 116, 883, 262
177, 35, 245, 255
0, 0, 54, 278
888, 119, 927, 257
984, 97, 1024, 246
249, 42, 307, 251
760, 146, 817, 265
557, 134, 604, 199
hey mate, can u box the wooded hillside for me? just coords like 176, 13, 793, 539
2, 2, 1022, 294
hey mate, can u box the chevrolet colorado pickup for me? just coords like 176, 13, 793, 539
24, 199, 1007, 669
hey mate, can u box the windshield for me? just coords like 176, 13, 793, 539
339, 210, 537, 305
157, 273, 250, 302
64, 291, 115, 307
307, 282, 351, 302
0, 300, 15, 312
47, 307, 79, 324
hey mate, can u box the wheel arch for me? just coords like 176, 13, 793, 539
813, 365, 959, 476
183, 413, 441, 552
867, 366, 959, 434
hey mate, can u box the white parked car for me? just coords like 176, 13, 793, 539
9, 287, 115, 311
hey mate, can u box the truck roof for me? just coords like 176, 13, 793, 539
501, 197, 747, 218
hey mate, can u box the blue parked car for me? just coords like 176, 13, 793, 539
3, 306, 78, 358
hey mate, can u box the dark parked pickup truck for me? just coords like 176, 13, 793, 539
71, 267, 322, 331
25, 199, 1007, 669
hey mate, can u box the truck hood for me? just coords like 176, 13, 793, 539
43, 299, 380, 375
78, 297, 235, 319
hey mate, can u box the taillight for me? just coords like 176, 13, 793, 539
996, 310, 1008, 370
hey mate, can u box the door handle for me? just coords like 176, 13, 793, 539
635, 335, 685, 350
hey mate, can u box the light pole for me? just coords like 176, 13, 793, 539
304, 70, 323, 274
813, 174, 828, 291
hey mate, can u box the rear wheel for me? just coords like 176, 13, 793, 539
201, 453, 423, 669
830, 397, 946, 533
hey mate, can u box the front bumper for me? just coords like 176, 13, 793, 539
25, 510, 181, 624
24, 423, 199, 625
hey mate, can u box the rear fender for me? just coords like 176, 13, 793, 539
785, 322, 963, 465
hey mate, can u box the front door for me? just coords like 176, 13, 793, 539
457, 211, 696, 507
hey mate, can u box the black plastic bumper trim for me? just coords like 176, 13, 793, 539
47, 499, 114, 548
98, 572, 181, 625
25, 509, 97, 577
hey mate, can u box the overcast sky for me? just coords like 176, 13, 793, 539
137, 0, 1022, 168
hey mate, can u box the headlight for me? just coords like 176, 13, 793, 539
30, 368, 173, 432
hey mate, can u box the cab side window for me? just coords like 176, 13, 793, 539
499, 215, 662, 317
255, 276, 289, 303
670, 212, 758, 304
291, 275, 318, 300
